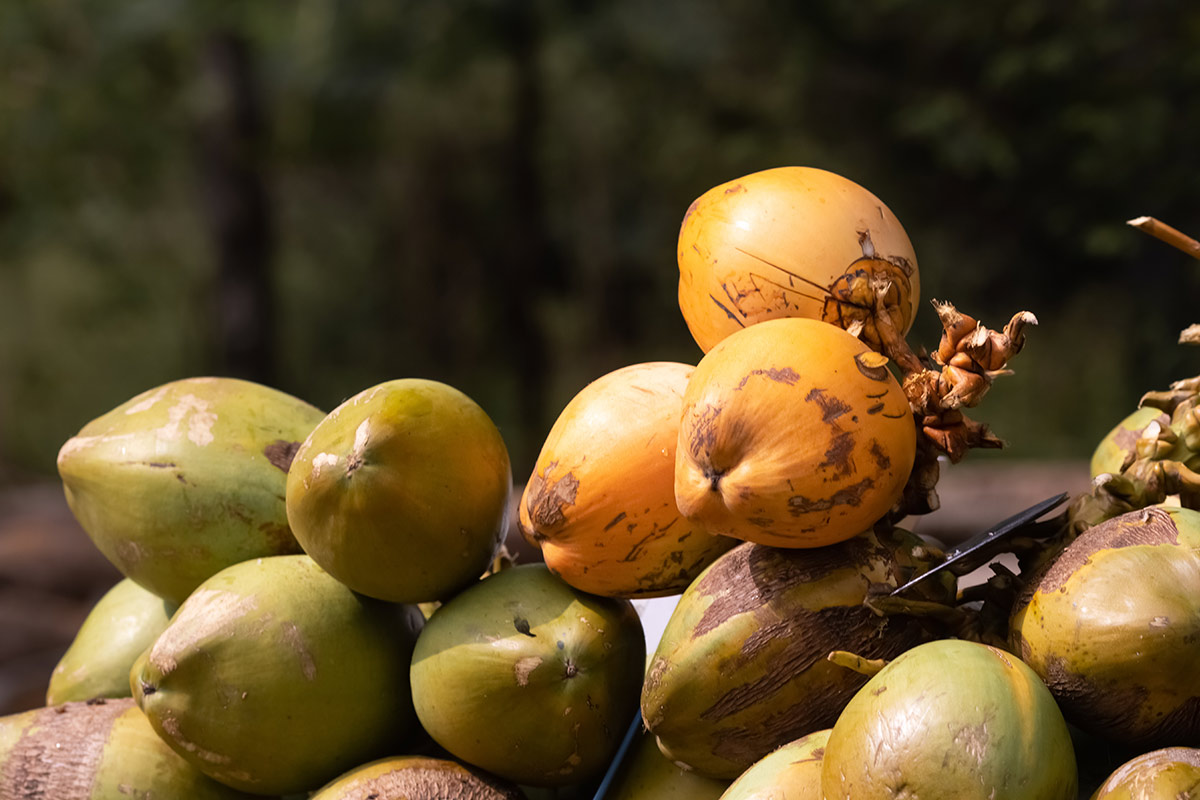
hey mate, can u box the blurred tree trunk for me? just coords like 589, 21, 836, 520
497, 4, 554, 474
198, 31, 275, 385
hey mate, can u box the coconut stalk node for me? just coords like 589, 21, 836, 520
868, 295, 1037, 519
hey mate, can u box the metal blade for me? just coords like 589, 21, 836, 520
889, 492, 1069, 597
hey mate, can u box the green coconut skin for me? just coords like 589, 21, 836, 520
132, 554, 423, 796
0, 699, 264, 799
57, 377, 326, 604
640, 532, 929, 779
46, 578, 177, 705
821, 639, 1077, 800
410, 563, 645, 788
1090, 406, 1171, 478
310, 755, 526, 800
719, 729, 830, 800
603, 726, 730, 800
1089, 747, 1200, 799
1011, 505, 1200, 747
286, 378, 513, 604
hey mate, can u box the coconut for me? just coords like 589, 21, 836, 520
46, 578, 177, 705
1011, 505, 1200, 747
720, 729, 830, 800
410, 563, 645, 787
601, 725, 730, 800
286, 378, 512, 603
309, 755, 525, 800
57, 377, 325, 604
1089, 747, 1200, 799
1090, 406, 1172, 478
132, 554, 422, 796
640, 531, 930, 779
0, 698, 261, 799
821, 639, 1076, 799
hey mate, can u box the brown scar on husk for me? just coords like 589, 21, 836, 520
696, 596, 922, 764
709, 294, 745, 325
735, 367, 801, 391
603, 512, 627, 531
820, 431, 856, 476
805, 388, 852, 423
524, 463, 580, 531
1, 699, 130, 799
691, 539, 880, 638
1111, 412, 1171, 464
264, 440, 303, 472
868, 441, 892, 471
688, 404, 723, 459
352, 763, 524, 800
787, 478, 875, 515
1035, 507, 1180, 594
258, 521, 303, 555
682, 198, 700, 229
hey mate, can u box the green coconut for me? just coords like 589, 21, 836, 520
310, 755, 526, 800
1090, 406, 1172, 478
1089, 747, 1200, 799
132, 554, 422, 796
1011, 505, 1200, 747
821, 639, 1077, 800
0, 698, 263, 799
57, 377, 325, 604
46, 578, 177, 705
410, 563, 645, 787
286, 378, 512, 603
719, 729, 830, 800
602, 725, 730, 800
640, 531, 931, 779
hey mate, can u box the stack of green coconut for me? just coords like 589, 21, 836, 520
5, 171, 1200, 800
5, 375, 654, 800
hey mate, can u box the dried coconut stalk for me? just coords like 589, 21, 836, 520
863, 281, 1036, 517
1128, 216, 1200, 261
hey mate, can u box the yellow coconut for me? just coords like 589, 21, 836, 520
675, 317, 915, 548
519, 361, 736, 597
677, 166, 919, 353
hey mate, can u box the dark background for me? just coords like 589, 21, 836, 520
0, 0, 1197, 722
2, 1, 1200, 482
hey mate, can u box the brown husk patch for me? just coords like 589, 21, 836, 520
1, 699, 129, 799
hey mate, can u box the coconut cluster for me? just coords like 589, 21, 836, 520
8, 168, 1194, 800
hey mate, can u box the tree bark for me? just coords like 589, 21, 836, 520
198, 31, 275, 384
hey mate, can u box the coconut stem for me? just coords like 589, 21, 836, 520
1128, 216, 1200, 261
827, 650, 887, 678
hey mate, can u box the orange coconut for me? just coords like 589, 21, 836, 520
677, 166, 919, 353
520, 362, 736, 597
675, 317, 915, 547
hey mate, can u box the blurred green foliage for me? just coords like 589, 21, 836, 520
2, 0, 1199, 480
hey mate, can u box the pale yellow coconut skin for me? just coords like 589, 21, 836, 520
1089, 747, 1200, 799
719, 729, 830, 800
57, 377, 325, 604
46, 577, 176, 705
